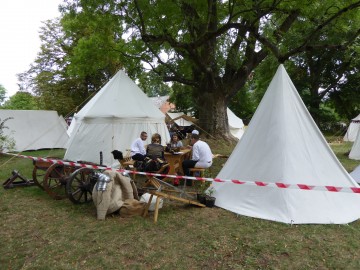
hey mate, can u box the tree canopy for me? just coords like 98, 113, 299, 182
19, 0, 360, 137
1, 92, 39, 110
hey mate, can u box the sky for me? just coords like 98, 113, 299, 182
0, 0, 61, 98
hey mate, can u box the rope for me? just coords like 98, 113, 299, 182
4, 153, 360, 194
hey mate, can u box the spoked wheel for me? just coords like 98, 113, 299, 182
32, 166, 47, 190
66, 168, 96, 204
43, 163, 72, 200
32, 160, 53, 190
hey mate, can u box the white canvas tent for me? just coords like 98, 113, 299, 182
343, 114, 360, 142
349, 129, 360, 160
59, 115, 69, 131
350, 165, 360, 183
167, 109, 244, 139
212, 65, 360, 224
167, 112, 194, 127
64, 70, 170, 166
227, 108, 245, 140
66, 113, 77, 137
0, 110, 69, 152
150, 95, 170, 109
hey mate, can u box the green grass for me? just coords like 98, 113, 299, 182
1, 141, 360, 269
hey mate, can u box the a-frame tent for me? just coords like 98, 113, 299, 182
343, 114, 360, 142
64, 70, 170, 166
212, 65, 360, 224
166, 112, 196, 127
0, 110, 69, 152
349, 129, 360, 160
167, 109, 244, 139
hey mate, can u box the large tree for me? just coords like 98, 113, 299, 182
18, 15, 125, 116
109, 0, 360, 138
23, 0, 360, 138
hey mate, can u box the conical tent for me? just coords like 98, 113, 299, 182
349, 129, 360, 160
0, 110, 69, 152
343, 114, 360, 142
64, 70, 170, 166
212, 65, 360, 224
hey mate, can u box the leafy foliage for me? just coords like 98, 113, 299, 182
0, 84, 6, 105
328, 69, 360, 120
0, 117, 15, 152
17, 0, 360, 136
1, 92, 39, 110
106, 0, 360, 136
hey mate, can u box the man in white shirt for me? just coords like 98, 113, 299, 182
130, 131, 148, 161
182, 133, 213, 177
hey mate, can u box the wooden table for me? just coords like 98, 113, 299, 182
164, 148, 191, 175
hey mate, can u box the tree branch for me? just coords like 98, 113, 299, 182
280, 1, 360, 61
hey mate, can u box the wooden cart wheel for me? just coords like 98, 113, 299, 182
66, 168, 95, 204
32, 166, 47, 190
32, 158, 61, 190
43, 163, 72, 200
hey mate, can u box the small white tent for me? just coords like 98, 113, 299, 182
343, 114, 360, 142
212, 65, 360, 224
227, 108, 245, 140
150, 95, 169, 107
349, 129, 360, 160
0, 110, 69, 152
167, 109, 244, 139
64, 70, 170, 166
167, 112, 194, 127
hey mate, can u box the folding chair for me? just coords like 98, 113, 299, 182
116, 149, 137, 180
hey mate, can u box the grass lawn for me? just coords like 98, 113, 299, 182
1, 140, 360, 269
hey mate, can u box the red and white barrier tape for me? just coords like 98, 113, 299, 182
6, 153, 360, 194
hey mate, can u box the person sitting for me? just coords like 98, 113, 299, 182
182, 133, 213, 180
130, 131, 148, 161
168, 134, 183, 150
144, 133, 169, 174
146, 133, 165, 161
186, 129, 200, 149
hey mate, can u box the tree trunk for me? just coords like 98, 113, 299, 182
195, 87, 234, 141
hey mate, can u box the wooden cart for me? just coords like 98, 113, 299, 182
32, 158, 102, 204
